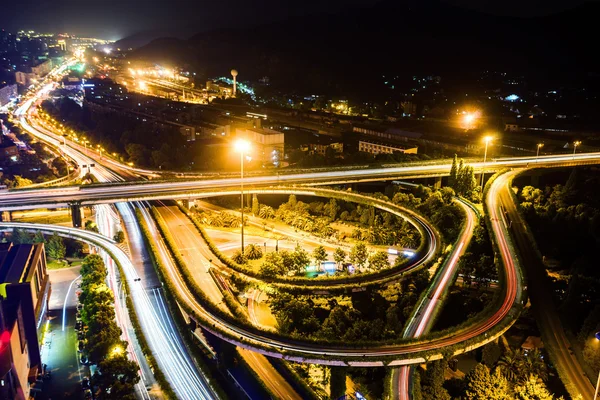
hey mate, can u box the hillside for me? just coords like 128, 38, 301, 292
129, 0, 598, 99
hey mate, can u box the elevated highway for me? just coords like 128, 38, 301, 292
2, 152, 600, 211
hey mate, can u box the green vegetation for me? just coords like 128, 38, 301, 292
113, 230, 125, 243
78, 255, 140, 398
10, 228, 85, 268
267, 270, 430, 342
449, 155, 481, 203
417, 346, 560, 400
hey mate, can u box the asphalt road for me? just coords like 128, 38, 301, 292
148, 204, 303, 399
391, 199, 478, 400
154, 204, 227, 310
498, 170, 594, 400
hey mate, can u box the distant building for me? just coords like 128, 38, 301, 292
30, 59, 52, 78
301, 142, 343, 156
505, 123, 519, 132
0, 242, 51, 399
0, 136, 19, 162
401, 101, 417, 117
206, 81, 232, 97
236, 127, 284, 166
15, 72, 33, 86
358, 140, 418, 155
0, 84, 17, 108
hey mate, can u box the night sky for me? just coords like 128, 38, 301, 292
0, 0, 595, 40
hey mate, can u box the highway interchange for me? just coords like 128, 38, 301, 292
2, 61, 598, 399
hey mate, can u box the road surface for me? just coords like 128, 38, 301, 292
391, 199, 478, 399
497, 170, 594, 399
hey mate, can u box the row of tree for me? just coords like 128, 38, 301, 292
416, 344, 559, 400
79, 254, 140, 399
449, 155, 481, 202
10, 229, 84, 259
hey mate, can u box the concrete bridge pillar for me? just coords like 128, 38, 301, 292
530, 170, 542, 188
69, 203, 82, 228
0, 211, 11, 222
433, 176, 442, 189
181, 199, 197, 209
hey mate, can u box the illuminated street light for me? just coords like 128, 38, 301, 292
110, 345, 124, 358
462, 111, 480, 130
573, 141, 581, 159
234, 139, 251, 254
536, 143, 544, 163
480, 136, 493, 188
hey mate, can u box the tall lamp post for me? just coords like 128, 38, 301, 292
594, 331, 600, 399
235, 139, 251, 255
536, 143, 544, 163
573, 141, 581, 160
480, 136, 493, 188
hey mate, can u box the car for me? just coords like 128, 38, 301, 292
80, 354, 88, 365
595, 331, 600, 341
78, 340, 85, 352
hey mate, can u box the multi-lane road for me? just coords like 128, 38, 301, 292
3, 152, 600, 211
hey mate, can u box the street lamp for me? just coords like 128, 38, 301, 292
573, 141, 581, 159
536, 143, 544, 163
480, 136, 493, 188
235, 139, 251, 255
594, 332, 600, 399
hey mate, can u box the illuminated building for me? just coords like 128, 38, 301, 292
0, 242, 51, 399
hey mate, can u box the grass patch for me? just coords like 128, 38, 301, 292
47, 258, 83, 270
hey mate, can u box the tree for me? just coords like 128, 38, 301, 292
514, 375, 555, 400
252, 194, 260, 216
420, 360, 451, 400
32, 231, 45, 244
449, 154, 459, 188
368, 251, 390, 270
333, 247, 347, 268
259, 262, 280, 278
46, 232, 66, 259
113, 230, 125, 243
245, 243, 263, 260
329, 367, 346, 400
312, 245, 328, 266
85, 220, 99, 233
11, 228, 32, 244
81, 254, 107, 276
324, 199, 339, 221
94, 354, 140, 398
231, 250, 247, 264
498, 347, 523, 383
13, 175, 33, 188
291, 244, 310, 273
464, 364, 511, 400
349, 242, 368, 269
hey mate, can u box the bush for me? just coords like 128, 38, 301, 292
245, 243, 263, 260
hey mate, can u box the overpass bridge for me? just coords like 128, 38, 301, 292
2, 152, 600, 215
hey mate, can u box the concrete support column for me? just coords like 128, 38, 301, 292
0, 211, 11, 222
530, 170, 542, 188
69, 203, 82, 228
433, 176, 442, 189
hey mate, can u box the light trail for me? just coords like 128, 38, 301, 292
393, 199, 477, 399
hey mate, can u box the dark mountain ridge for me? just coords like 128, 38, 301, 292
129, 0, 599, 99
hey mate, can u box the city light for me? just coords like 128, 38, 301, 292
110, 345, 124, 357
461, 110, 481, 129
234, 139, 251, 153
